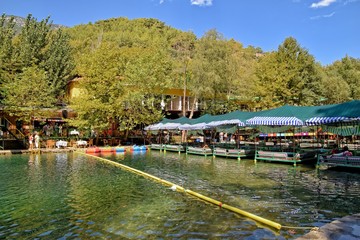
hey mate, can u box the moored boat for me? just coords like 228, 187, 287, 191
114, 146, 126, 152
99, 147, 115, 152
129, 145, 147, 151
85, 147, 101, 153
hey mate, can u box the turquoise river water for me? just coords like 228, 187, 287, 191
0, 150, 359, 239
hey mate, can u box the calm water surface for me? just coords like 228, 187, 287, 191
0, 151, 359, 239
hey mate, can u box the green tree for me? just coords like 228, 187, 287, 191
319, 65, 350, 104
189, 30, 259, 114
14, 14, 51, 67
69, 42, 172, 136
41, 28, 75, 98
331, 56, 360, 100
255, 37, 321, 107
0, 14, 74, 122
1, 66, 54, 120
189, 29, 231, 115
168, 31, 196, 117
0, 14, 16, 88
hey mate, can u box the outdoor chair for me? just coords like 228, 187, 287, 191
88, 138, 93, 147
46, 139, 56, 149
70, 139, 77, 148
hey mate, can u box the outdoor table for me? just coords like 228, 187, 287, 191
76, 140, 87, 147
70, 130, 80, 135
56, 140, 68, 148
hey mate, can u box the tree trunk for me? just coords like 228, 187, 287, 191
189, 96, 197, 119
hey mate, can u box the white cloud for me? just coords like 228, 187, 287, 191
310, 0, 336, 8
323, 11, 335, 17
310, 11, 335, 19
191, 0, 213, 7
159, 0, 164, 3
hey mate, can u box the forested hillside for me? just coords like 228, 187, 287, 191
1, 14, 359, 133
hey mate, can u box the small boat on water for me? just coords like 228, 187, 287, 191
99, 147, 115, 152
129, 145, 147, 152
114, 146, 126, 152
85, 147, 101, 153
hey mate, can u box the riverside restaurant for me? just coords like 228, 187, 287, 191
146, 100, 360, 167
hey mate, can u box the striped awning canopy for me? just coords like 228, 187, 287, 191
144, 123, 163, 131
207, 119, 245, 128
159, 122, 182, 130
144, 100, 360, 131
246, 117, 304, 126
178, 123, 210, 130
305, 117, 350, 126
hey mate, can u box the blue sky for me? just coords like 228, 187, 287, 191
1, 0, 359, 65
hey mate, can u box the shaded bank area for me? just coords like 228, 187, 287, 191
297, 214, 360, 240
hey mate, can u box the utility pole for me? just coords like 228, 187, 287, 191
182, 64, 188, 117
182, 60, 189, 143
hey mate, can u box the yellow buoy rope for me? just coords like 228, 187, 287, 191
75, 151, 316, 231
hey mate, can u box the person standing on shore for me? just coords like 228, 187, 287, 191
28, 133, 34, 149
34, 132, 40, 149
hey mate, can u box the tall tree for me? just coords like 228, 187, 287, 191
0, 14, 74, 121
41, 28, 75, 99
0, 14, 16, 88
169, 31, 196, 117
69, 42, 172, 135
256, 37, 321, 107
14, 15, 51, 67
1, 66, 54, 119
189, 30, 260, 114
189, 29, 231, 115
319, 64, 350, 104
333, 56, 360, 100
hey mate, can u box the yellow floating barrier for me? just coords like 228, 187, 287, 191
185, 190, 281, 230
76, 151, 281, 230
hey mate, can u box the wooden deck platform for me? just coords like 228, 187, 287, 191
149, 144, 164, 151
255, 150, 317, 166
186, 146, 213, 157
317, 154, 360, 168
163, 144, 185, 153
213, 147, 255, 160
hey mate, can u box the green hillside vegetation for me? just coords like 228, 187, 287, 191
1, 14, 360, 134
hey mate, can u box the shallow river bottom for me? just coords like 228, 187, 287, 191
0, 151, 359, 239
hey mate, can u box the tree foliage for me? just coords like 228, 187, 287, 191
0, 14, 74, 121
189, 30, 259, 115
66, 19, 175, 132
255, 37, 322, 108
2, 14, 360, 131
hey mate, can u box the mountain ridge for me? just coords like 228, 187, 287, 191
4, 15, 66, 31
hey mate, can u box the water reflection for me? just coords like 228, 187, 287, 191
0, 152, 359, 239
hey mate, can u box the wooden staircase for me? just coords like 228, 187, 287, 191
0, 117, 27, 150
